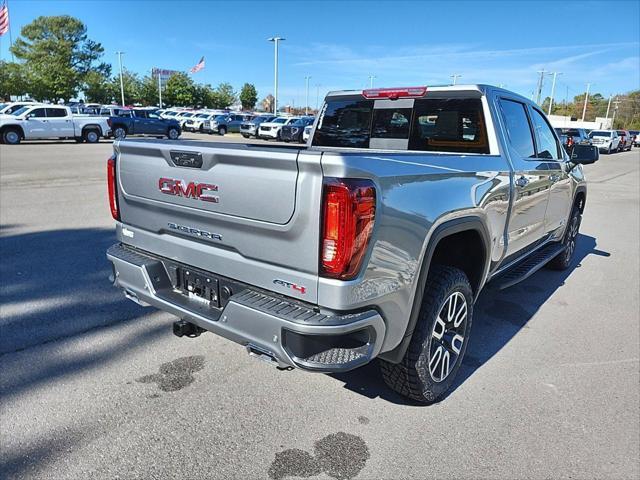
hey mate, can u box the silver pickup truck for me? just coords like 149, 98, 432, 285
106, 85, 599, 403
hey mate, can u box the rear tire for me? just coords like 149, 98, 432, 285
83, 129, 100, 143
167, 127, 180, 140
547, 206, 581, 270
380, 265, 473, 404
2, 128, 21, 145
219, 126, 227, 136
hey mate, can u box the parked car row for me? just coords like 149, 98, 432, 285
153, 106, 316, 143
588, 129, 634, 154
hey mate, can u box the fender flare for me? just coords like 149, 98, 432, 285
81, 124, 103, 135
574, 185, 587, 212
379, 216, 491, 364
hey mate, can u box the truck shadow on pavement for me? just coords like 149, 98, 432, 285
330, 234, 611, 405
0, 227, 147, 355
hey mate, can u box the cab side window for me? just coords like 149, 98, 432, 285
45, 108, 67, 118
498, 99, 535, 158
529, 108, 561, 160
29, 108, 47, 118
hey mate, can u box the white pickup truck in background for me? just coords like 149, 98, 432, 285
0, 104, 111, 144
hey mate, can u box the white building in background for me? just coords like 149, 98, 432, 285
548, 115, 613, 130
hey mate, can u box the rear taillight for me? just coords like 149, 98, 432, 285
107, 118, 112, 127
320, 178, 376, 279
107, 155, 119, 220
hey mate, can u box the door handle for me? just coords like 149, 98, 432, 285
515, 176, 529, 188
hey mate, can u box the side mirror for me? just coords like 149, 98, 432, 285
569, 144, 599, 165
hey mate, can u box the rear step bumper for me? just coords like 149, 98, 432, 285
107, 243, 385, 372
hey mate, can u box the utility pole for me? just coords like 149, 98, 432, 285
268, 36, 285, 115
116, 51, 125, 106
605, 95, 612, 119
611, 98, 621, 128
304, 76, 311, 115
368, 75, 376, 88
581, 83, 591, 121
535, 69, 546, 105
450, 74, 462, 85
547, 72, 561, 115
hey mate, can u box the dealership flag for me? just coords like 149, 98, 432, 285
190, 56, 205, 74
0, 1, 9, 36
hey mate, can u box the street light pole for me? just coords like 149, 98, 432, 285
304, 76, 311, 115
450, 73, 461, 85
116, 51, 125, 107
605, 94, 612, 120
581, 83, 591, 121
368, 75, 376, 88
547, 72, 561, 115
268, 36, 285, 115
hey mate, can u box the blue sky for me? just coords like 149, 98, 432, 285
1, 0, 638, 106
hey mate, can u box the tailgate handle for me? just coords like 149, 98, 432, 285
170, 151, 203, 169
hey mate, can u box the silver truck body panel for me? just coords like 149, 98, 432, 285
108, 84, 586, 367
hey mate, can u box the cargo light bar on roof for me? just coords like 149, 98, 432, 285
362, 86, 427, 99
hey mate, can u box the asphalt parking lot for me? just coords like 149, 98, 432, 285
1, 136, 639, 479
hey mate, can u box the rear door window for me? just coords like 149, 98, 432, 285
498, 99, 535, 158
45, 108, 67, 117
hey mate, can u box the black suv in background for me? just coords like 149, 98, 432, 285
554, 128, 592, 151
280, 117, 315, 143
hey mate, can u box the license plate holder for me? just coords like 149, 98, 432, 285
177, 268, 220, 308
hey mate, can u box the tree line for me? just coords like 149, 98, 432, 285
0, 15, 261, 110
542, 91, 640, 129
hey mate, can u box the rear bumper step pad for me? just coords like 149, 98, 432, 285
107, 243, 385, 372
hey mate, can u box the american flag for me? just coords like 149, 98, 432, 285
0, 1, 9, 37
189, 56, 205, 74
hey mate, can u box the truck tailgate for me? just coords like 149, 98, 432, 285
113, 139, 323, 302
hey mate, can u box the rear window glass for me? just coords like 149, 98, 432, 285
590, 131, 610, 137
313, 97, 489, 153
313, 98, 373, 148
372, 108, 411, 139
409, 98, 489, 153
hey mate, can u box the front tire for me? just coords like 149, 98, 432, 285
219, 126, 227, 136
2, 128, 21, 145
380, 265, 473, 404
113, 127, 127, 139
548, 206, 581, 270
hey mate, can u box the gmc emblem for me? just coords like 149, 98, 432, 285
159, 178, 219, 203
